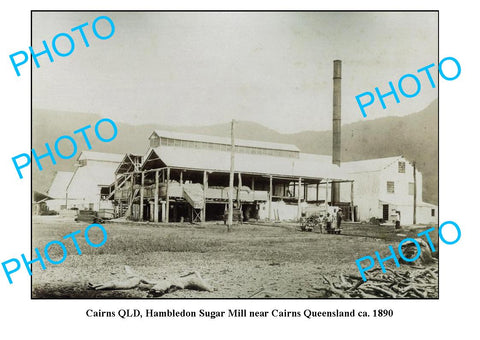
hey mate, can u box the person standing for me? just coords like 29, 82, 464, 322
336, 208, 343, 230
324, 213, 333, 232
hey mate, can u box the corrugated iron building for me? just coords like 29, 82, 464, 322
46, 171, 73, 211
66, 151, 124, 211
109, 130, 353, 223
340, 156, 437, 225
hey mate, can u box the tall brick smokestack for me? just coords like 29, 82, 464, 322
331, 60, 341, 204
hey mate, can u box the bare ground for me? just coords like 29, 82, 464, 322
31, 216, 438, 298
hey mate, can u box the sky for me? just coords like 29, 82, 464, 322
32, 11, 438, 133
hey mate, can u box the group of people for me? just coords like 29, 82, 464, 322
300, 207, 344, 233
323, 208, 343, 232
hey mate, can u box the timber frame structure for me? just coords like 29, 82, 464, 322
103, 131, 355, 223
106, 168, 355, 223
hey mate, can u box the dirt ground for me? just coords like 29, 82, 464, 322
31, 215, 438, 298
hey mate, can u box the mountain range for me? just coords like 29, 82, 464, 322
32, 99, 438, 204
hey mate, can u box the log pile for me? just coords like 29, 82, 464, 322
310, 266, 438, 298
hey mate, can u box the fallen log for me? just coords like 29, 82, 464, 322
400, 285, 427, 298
322, 275, 349, 298
362, 285, 397, 298
346, 274, 393, 283
88, 266, 214, 297
347, 278, 365, 292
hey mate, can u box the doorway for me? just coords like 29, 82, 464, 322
382, 204, 389, 221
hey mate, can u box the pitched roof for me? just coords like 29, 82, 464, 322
115, 154, 143, 174
66, 162, 120, 198
67, 152, 124, 198
47, 171, 73, 198
145, 146, 351, 181
151, 130, 300, 152
341, 156, 404, 173
77, 151, 124, 163
33, 191, 52, 203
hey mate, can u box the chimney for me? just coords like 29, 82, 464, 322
331, 60, 341, 204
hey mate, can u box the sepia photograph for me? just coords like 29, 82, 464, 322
31, 11, 439, 299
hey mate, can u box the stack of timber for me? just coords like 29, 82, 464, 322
309, 266, 438, 298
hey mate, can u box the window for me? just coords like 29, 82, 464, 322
398, 161, 406, 173
408, 182, 415, 195
431, 209, 435, 217
387, 181, 395, 193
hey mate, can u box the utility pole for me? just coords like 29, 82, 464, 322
413, 161, 417, 225
325, 179, 329, 210
228, 120, 235, 231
